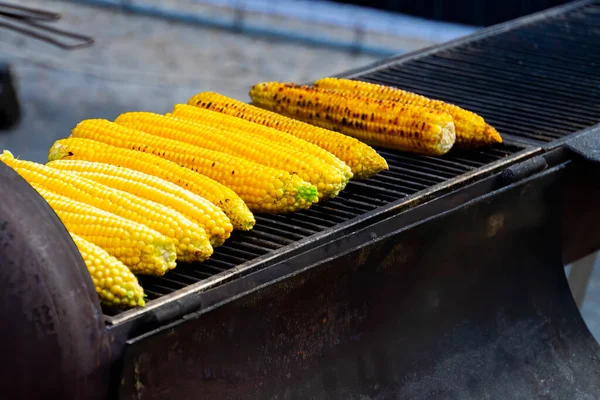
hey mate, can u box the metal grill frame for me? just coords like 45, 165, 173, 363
105, 0, 600, 332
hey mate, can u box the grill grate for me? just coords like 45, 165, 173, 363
107, 2, 600, 317
357, 3, 600, 144
133, 144, 521, 302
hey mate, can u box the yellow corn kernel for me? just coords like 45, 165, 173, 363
48, 138, 254, 231
0, 151, 212, 263
169, 104, 353, 181
69, 119, 319, 213
115, 111, 347, 200
249, 82, 456, 156
187, 91, 388, 179
313, 77, 502, 147
70, 233, 146, 308
28, 184, 176, 276
47, 160, 233, 247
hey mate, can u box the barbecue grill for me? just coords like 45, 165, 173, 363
2, 1, 600, 399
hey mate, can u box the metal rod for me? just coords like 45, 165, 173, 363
0, 2, 60, 21
0, 16, 93, 49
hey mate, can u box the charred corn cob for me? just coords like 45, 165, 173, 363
47, 160, 233, 247
69, 119, 319, 213
249, 82, 456, 156
25, 183, 176, 276
48, 138, 254, 231
313, 77, 502, 147
115, 112, 347, 200
70, 233, 146, 308
187, 92, 388, 179
0, 151, 212, 263
169, 104, 353, 181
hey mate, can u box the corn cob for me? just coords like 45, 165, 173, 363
26, 183, 176, 276
70, 233, 146, 308
169, 104, 353, 182
187, 92, 388, 179
0, 151, 212, 263
115, 112, 347, 200
47, 160, 233, 247
249, 82, 456, 156
48, 138, 254, 231
313, 77, 502, 147
69, 119, 319, 213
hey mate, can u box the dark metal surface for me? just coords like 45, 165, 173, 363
0, 62, 19, 131
118, 153, 600, 400
0, 161, 110, 399
564, 125, 600, 164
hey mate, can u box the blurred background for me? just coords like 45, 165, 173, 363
1, 0, 598, 339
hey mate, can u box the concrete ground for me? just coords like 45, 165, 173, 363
1, 0, 600, 343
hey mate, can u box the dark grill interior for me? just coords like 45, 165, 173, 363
359, 3, 600, 144
108, 1, 600, 317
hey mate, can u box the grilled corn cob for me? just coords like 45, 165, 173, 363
0, 151, 212, 263
249, 82, 456, 156
115, 112, 347, 199
70, 233, 146, 308
26, 183, 176, 276
169, 104, 353, 181
187, 92, 388, 179
70, 119, 319, 213
47, 160, 233, 247
313, 77, 502, 147
48, 138, 255, 231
